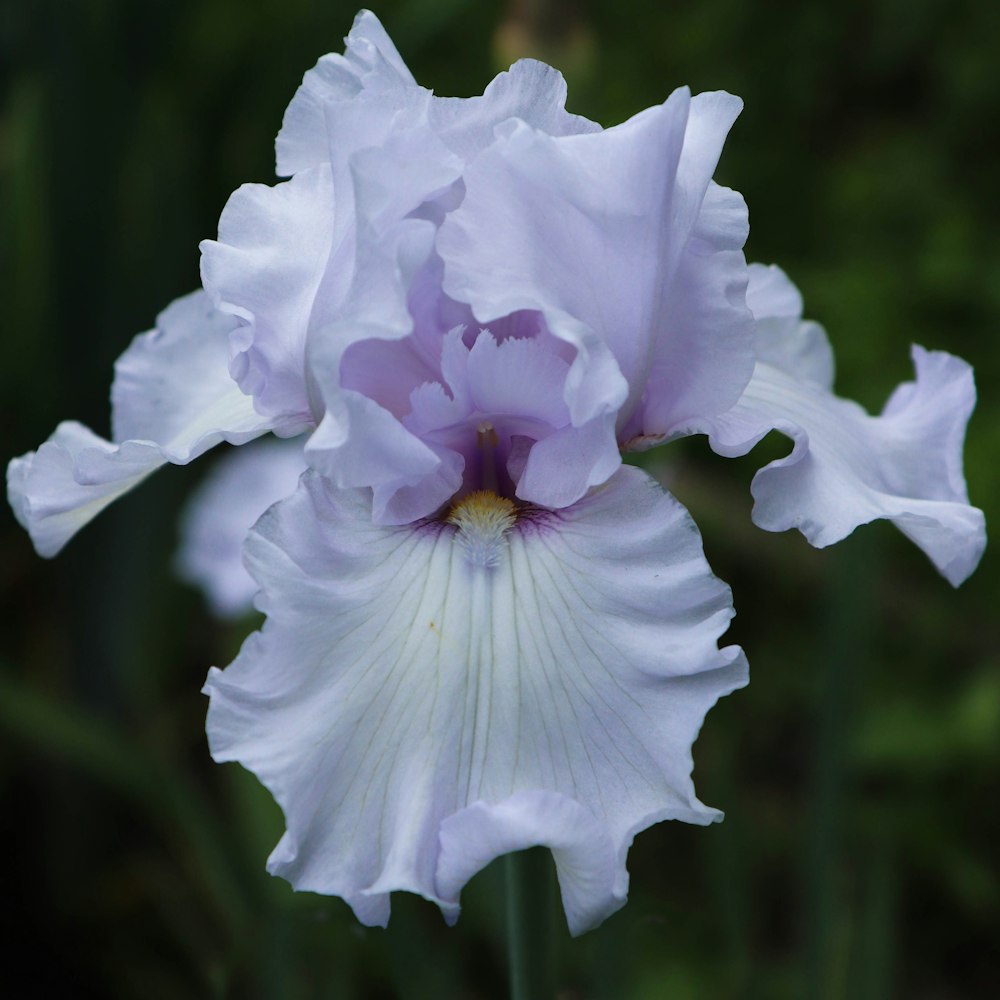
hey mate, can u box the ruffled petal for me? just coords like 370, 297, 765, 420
276, 9, 419, 177
176, 438, 307, 618
8, 423, 165, 558
429, 58, 600, 159
437, 791, 623, 936
700, 266, 985, 586
278, 16, 597, 181
303, 219, 441, 502
204, 466, 746, 932
629, 182, 754, 442
308, 391, 446, 525
744, 262, 833, 387
111, 291, 280, 456
8, 292, 273, 557
348, 120, 463, 236
516, 414, 621, 508
437, 89, 751, 431
200, 166, 337, 426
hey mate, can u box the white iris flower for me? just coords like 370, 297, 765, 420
7, 10, 984, 935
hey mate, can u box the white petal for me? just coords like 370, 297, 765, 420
176, 437, 307, 618
699, 267, 985, 584
204, 466, 746, 931
8, 292, 273, 557
437, 791, 623, 936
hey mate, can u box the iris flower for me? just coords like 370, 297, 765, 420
7, 11, 984, 935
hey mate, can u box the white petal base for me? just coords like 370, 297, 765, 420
205, 466, 746, 933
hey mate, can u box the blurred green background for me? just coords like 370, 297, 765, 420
1, 0, 997, 997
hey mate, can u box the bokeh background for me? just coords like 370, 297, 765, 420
2, 0, 998, 997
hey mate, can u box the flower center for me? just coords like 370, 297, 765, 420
447, 490, 517, 568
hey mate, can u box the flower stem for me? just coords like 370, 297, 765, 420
505, 849, 555, 1000
505, 852, 530, 1000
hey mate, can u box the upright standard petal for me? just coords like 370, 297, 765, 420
302, 128, 464, 505
8, 292, 274, 557
428, 58, 600, 158
204, 466, 747, 933
278, 11, 598, 180
699, 265, 985, 585
438, 89, 753, 437
200, 166, 338, 428
276, 9, 419, 177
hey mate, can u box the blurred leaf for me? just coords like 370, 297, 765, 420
853, 664, 1000, 772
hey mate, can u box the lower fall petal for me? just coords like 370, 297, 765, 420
437, 790, 624, 936
176, 438, 308, 618
204, 466, 746, 932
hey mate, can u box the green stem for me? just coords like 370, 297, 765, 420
805, 542, 874, 996
505, 852, 530, 1000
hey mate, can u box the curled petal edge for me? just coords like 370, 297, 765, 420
700, 345, 985, 586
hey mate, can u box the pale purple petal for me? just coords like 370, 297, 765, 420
340, 334, 440, 420
429, 58, 600, 159
111, 290, 280, 455
278, 20, 597, 181
8, 423, 165, 558
319, 87, 437, 215
400, 327, 615, 511
296, 114, 463, 469
745, 263, 833, 386
8, 291, 273, 557
371, 443, 464, 526
348, 120, 463, 236
698, 266, 985, 585
176, 437, 307, 618
627, 181, 754, 443
463, 330, 571, 427
516, 414, 620, 508
276, 9, 419, 177
204, 466, 746, 930
308, 392, 441, 496
437, 89, 752, 433
404, 329, 571, 442
200, 166, 337, 427
303, 219, 440, 496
